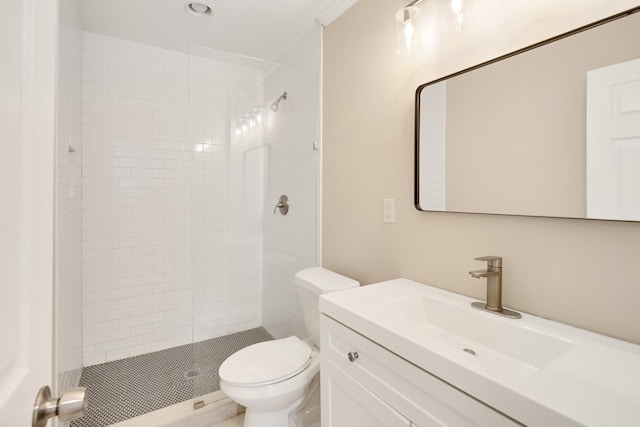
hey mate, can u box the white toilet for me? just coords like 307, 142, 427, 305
219, 267, 359, 427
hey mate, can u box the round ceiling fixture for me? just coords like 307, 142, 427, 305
184, 1, 213, 18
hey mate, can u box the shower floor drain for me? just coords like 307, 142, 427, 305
183, 368, 202, 380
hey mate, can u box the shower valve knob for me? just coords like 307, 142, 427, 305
273, 195, 289, 215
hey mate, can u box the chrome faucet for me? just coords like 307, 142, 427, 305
469, 256, 521, 319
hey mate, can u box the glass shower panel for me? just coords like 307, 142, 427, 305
188, 45, 271, 400
187, 44, 319, 404
56, 0, 84, 396
262, 63, 319, 340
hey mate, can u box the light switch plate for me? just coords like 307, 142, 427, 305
383, 199, 395, 223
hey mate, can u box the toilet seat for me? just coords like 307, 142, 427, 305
219, 336, 312, 386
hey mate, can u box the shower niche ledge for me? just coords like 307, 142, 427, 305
319, 278, 640, 427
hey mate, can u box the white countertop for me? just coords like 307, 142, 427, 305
319, 278, 640, 427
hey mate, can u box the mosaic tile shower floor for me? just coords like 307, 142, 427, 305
71, 328, 274, 427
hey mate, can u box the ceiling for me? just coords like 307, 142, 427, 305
77, 0, 355, 60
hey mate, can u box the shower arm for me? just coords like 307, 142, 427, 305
270, 92, 287, 112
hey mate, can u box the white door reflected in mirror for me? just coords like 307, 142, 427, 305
587, 57, 640, 221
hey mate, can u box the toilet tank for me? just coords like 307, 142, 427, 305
295, 267, 359, 347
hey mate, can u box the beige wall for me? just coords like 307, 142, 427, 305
323, 0, 640, 344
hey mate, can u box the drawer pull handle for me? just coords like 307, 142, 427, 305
347, 351, 359, 362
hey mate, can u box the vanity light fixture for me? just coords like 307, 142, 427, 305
395, 0, 424, 55
184, 1, 214, 18
396, 0, 477, 55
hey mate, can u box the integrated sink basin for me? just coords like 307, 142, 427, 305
368, 295, 574, 376
319, 278, 640, 426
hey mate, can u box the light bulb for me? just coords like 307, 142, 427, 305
442, 0, 474, 32
404, 20, 415, 43
395, 6, 422, 55
451, 0, 463, 14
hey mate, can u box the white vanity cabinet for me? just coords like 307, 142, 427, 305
320, 315, 520, 427
319, 279, 640, 426
322, 359, 413, 427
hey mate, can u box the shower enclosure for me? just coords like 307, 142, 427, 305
56, 1, 320, 423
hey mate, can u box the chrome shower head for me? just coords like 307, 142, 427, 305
270, 91, 287, 112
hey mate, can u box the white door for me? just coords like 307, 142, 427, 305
587, 58, 640, 221
0, 0, 58, 425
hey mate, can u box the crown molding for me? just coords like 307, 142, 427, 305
316, 0, 359, 26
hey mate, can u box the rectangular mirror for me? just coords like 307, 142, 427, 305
415, 7, 640, 221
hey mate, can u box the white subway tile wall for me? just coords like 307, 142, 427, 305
81, 32, 193, 365
57, 0, 84, 378
81, 34, 265, 365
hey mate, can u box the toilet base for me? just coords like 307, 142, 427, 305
240, 374, 320, 427
242, 394, 304, 427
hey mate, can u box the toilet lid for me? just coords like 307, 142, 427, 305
219, 336, 312, 386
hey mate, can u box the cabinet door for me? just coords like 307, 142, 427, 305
322, 357, 412, 427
